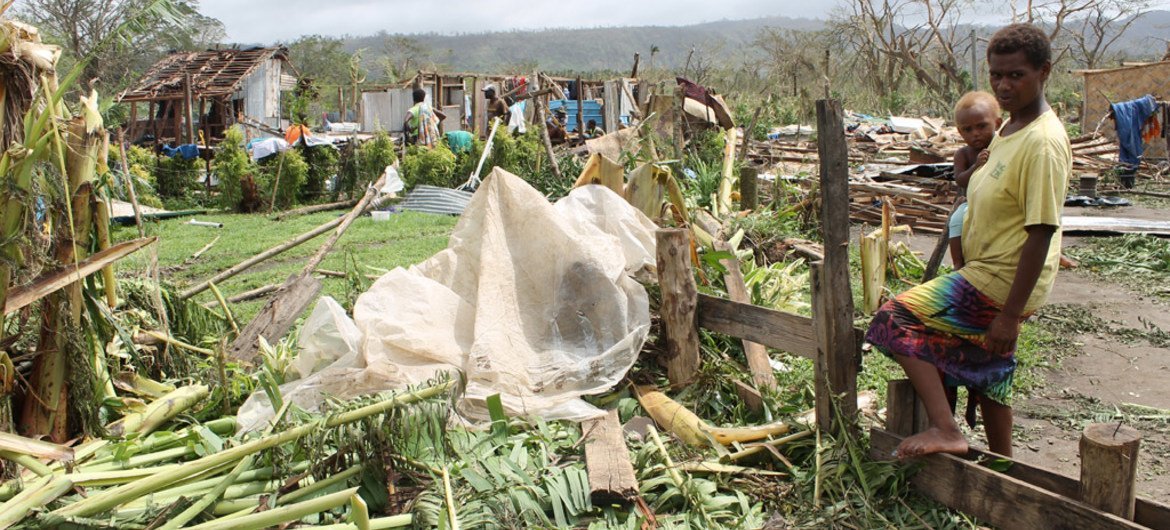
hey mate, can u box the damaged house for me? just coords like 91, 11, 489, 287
120, 46, 297, 144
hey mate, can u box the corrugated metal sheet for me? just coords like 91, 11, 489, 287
401, 185, 474, 216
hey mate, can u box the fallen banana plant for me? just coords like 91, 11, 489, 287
634, 385, 794, 447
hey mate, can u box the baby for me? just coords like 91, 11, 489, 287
949, 91, 1003, 269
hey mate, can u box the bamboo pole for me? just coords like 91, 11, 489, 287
54, 381, 454, 518
273, 199, 359, 221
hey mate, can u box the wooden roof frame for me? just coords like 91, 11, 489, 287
118, 46, 295, 103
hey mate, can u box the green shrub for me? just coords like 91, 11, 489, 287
401, 143, 457, 188
359, 131, 397, 186
212, 126, 255, 211
155, 155, 201, 200
298, 144, 338, 202
258, 149, 308, 210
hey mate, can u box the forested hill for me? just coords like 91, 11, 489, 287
334, 11, 1170, 75
340, 16, 825, 74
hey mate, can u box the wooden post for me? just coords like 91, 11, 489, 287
603, 80, 620, 133
740, 165, 758, 211
147, 100, 156, 140
575, 76, 584, 138
183, 74, 195, 145
338, 86, 344, 120
630, 52, 641, 79
812, 99, 858, 435
1080, 423, 1142, 519
128, 101, 138, 141
170, 100, 181, 144
886, 379, 929, 437
656, 228, 700, 388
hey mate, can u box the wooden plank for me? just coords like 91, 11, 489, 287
697, 293, 817, 359
603, 80, 620, 133
227, 273, 322, 362
733, 381, 764, 413
869, 428, 1148, 530
814, 99, 859, 435
3, 238, 156, 315
581, 410, 638, 504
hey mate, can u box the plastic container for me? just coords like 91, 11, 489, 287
370, 210, 391, 222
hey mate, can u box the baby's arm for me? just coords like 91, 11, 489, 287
953, 147, 988, 189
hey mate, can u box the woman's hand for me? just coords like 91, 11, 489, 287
985, 312, 1020, 357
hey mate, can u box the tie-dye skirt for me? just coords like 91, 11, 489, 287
865, 272, 1018, 405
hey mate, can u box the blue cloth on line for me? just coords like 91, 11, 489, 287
1111, 95, 1157, 166
161, 143, 200, 160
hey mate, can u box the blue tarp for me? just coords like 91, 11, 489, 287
548, 99, 604, 132
161, 143, 200, 160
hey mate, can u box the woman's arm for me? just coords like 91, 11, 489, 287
984, 224, 1056, 355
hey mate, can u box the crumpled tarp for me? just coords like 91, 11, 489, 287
237, 168, 657, 431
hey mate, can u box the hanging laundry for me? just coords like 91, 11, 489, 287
1111, 94, 1158, 167
160, 143, 200, 160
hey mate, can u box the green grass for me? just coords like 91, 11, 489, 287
111, 209, 458, 322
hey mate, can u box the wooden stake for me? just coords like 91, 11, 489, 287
1080, 423, 1142, 519
630, 52, 641, 79
740, 165, 758, 212
710, 240, 775, 394
581, 410, 638, 504
575, 76, 584, 139
183, 74, 196, 145
656, 228, 700, 388
885, 379, 929, 437
812, 99, 858, 436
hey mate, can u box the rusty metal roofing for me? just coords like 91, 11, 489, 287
118, 47, 291, 102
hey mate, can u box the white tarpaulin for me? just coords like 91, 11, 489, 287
238, 168, 657, 431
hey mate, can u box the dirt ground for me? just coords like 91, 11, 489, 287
897, 214, 1170, 504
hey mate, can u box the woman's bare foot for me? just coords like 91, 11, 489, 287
896, 427, 969, 460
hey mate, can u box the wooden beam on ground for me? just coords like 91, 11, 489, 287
3, 238, 156, 315
813, 99, 859, 435
1080, 423, 1142, 519
869, 428, 1151, 530
656, 228, 700, 388
581, 410, 639, 504
226, 273, 322, 362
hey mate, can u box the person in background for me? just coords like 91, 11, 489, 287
584, 119, 604, 139
445, 130, 474, 155
484, 85, 510, 129
404, 88, 445, 148
865, 23, 1070, 460
547, 108, 568, 144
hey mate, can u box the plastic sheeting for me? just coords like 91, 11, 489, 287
237, 168, 657, 432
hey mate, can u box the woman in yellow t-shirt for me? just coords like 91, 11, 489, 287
865, 23, 1070, 460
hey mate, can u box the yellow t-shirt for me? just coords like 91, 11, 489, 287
959, 110, 1070, 313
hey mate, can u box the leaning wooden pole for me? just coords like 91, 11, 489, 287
116, 130, 146, 238
228, 173, 389, 362
179, 215, 346, 300
812, 99, 859, 436
534, 100, 563, 183
655, 228, 700, 388
1080, 423, 1142, 519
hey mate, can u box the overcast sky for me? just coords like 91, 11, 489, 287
200, 0, 845, 43
200, 0, 1170, 44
